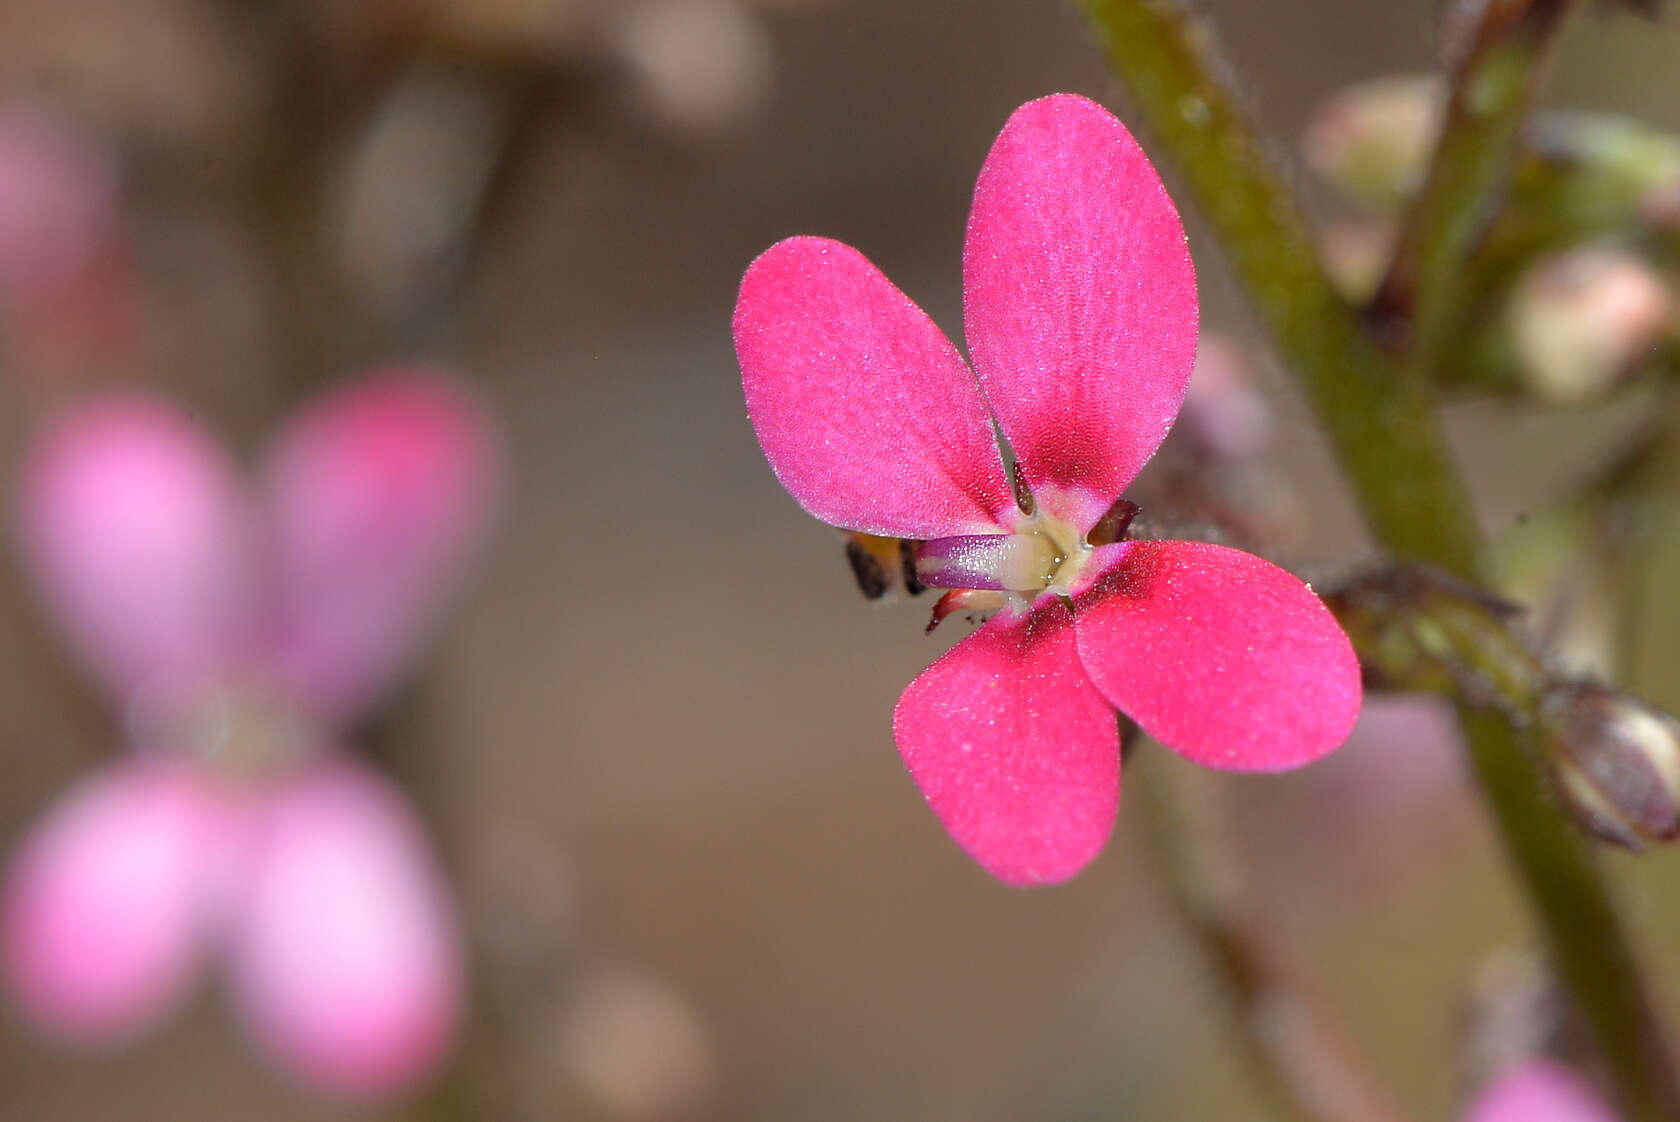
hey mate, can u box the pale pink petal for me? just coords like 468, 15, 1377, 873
736, 236, 1014, 538
892, 599, 1120, 884
2, 760, 225, 1043
1465, 1061, 1621, 1122
263, 368, 503, 726
1071, 541, 1360, 771
963, 94, 1198, 532
20, 394, 257, 705
230, 758, 462, 1099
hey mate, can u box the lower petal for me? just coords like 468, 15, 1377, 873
229, 758, 462, 1099
1465, 1061, 1620, 1122
892, 599, 1120, 885
1071, 541, 1361, 771
2, 759, 224, 1043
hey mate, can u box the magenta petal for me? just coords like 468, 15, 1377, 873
263, 368, 503, 726
230, 758, 462, 1099
892, 599, 1120, 884
736, 236, 1014, 538
963, 94, 1198, 532
1071, 541, 1360, 771
20, 394, 256, 704
2, 760, 224, 1043
1465, 1061, 1621, 1122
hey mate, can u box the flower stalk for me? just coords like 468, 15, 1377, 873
1133, 754, 1418, 1122
1074, 1, 1680, 1117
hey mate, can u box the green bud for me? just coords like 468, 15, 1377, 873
1536, 682, 1680, 851
1302, 75, 1443, 211
1508, 247, 1675, 404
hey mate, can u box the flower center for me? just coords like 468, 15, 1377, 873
914, 511, 1093, 597
126, 677, 320, 781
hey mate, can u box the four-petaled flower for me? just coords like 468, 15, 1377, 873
2, 368, 501, 1097
733, 94, 1362, 885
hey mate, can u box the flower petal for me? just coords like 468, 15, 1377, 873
19, 394, 257, 705
1465, 1061, 1620, 1122
892, 599, 1119, 884
262, 368, 503, 726
2, 760, 225, 1043
736, 236, 1014, 538
964, 94, 1198, 532
1071, 541, 1360, 771
230, 758, 461, 1099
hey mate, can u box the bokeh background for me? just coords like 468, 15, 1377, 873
2, 1, 1679, 1119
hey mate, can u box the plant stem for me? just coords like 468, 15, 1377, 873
1134, 756, 1418, 1122
1075, 2, 1680, 1117
1368, 0, 1585, 357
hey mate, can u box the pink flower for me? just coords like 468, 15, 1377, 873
733, 94, 1361, 885
1465, 1061, 1622, 1122
3, 368, 502, 1098
0, 100, 135, 382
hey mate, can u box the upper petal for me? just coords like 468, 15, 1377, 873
964, 94, 1198, 532
229, 757, 462, 1099
2, 759, 226, 1043
19, 394, 257, 705
892, 599, 1119, 885
1071, 541, 1360, 771
262, 368, 504, 727
736, 236, 1014, 538
1465, 1061, 1621, 1122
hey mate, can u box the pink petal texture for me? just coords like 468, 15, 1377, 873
2, 760, 225, 1043
1465, 1061, 1621, 1122
263, 368, 503, 726
893, 599, 1120, 885
20, 394, 257, 706
1071, 541, 1361, 771
964, 94, 1198, 532
230, 759, 462, 1098
736, 236, 1014, 539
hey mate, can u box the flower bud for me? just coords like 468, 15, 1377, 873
1301, 75, 1443, 211
1508, 247, 1675, 404
1536, 682, 1680, 851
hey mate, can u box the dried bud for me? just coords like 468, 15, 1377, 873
1536, 682, 1680, 850
1301, 75, 1444, 211
1508, 247, 1675, 403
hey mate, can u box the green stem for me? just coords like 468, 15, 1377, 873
1075, 2, 1680, 1117
1369, 0, 1584, 357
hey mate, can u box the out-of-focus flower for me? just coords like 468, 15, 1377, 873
1301, 75, 1443, 212
0, 100, 136, 384
1507, 246, 1675, 404
1465, 1060, 1621, 1122
3, 368, 503, 1098
734, 94, 1360, 886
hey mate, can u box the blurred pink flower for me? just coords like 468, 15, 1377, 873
1465, 1061, 1621, 1122
0, 100, 135, 382
3, 368, 502, 1098
733, 94, 1360, 886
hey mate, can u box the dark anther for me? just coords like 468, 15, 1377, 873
1011, 461, 1036, 516
844, 537, 890, 600
1087, 498, 1141, 546
899, 538, 926, 596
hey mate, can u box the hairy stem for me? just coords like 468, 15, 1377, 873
1075, 2, 1680, 1116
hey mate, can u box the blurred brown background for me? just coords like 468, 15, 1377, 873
2, 1, 1680, 1119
